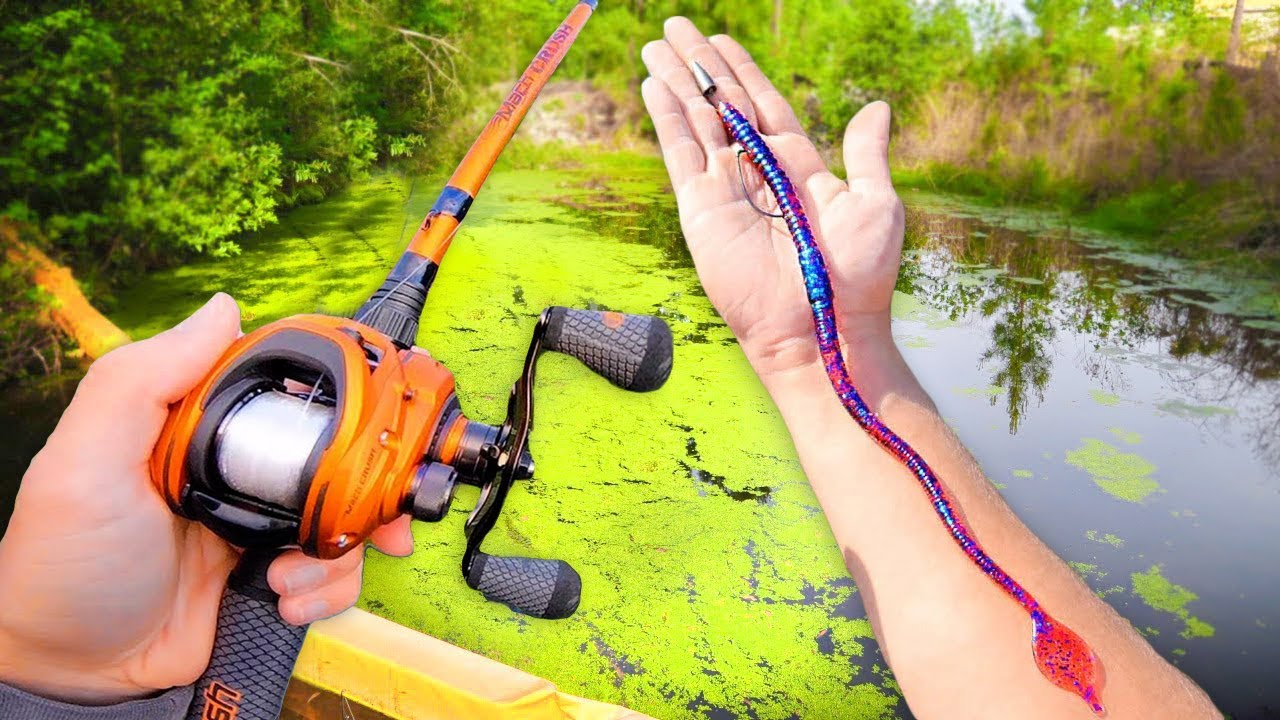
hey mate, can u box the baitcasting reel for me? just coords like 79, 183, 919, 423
151, 306, 672, 620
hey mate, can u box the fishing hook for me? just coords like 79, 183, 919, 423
736, 148, 783, 219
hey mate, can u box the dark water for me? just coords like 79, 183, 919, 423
1, 171, 1277, 717
892, 193, 1280, 719
281, 678, 394, 720
0, 373, 80, 536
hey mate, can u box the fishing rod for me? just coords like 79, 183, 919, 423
356, 0, 599, 346
149, 3, 674, 718
691, 61, 1105, 714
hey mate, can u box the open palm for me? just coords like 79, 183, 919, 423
640, 18, 905, 377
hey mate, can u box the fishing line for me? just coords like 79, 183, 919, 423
354, 256, 436, 325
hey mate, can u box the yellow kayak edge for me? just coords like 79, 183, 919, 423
297, 609, 653, 720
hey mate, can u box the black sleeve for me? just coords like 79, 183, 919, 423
0, 681, 193, 720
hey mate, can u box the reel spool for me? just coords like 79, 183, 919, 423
151, 306, 672, 619
215, 389, 333, 511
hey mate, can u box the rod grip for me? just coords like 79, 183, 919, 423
467, 552, 581, 619
187, 549, 306, 720
543, 307, 673, 392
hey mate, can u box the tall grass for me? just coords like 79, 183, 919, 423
893, 6, 1280, 259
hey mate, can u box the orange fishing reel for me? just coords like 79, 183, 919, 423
151, 306, 671, 619
150, 313, 464, 559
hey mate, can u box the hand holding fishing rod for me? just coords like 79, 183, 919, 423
0, 5, 671, 714
142, 2, 669, 718
0, 295, 363, 709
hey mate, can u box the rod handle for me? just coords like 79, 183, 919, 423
187, 549, 306, 720
543, 307, 673, 392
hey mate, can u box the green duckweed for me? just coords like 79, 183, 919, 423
1108, 427, 1142, 445
1085, 530, 1125, 548
1065, 439, 1162, 503
1130, 565, 1216, 640
112, 162, 906, 719
1156, 400, 1236, 419
1088, 389, 1122, 407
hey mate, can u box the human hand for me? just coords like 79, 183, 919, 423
640, 18, 905, 379
0, 293, 414, 704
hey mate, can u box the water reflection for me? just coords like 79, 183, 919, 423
899, 202, 1280, 457
551, 176, 1280, 453
0, 372, 80, 536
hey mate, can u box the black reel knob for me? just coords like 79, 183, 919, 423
543, 306, 673, 391
408, 462, 458, 522
467, 552, 582, 620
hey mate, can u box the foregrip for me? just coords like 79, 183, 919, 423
466, 552, 581, 619
188, 550, 307, 720
543, 307, 673, 391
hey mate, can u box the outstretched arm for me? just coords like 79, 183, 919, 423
641, 17, 1218, 719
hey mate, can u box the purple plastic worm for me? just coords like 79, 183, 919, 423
690, 61, 1104, 715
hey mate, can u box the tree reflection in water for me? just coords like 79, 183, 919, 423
899, 204, 1279, 459
552, 177, 1280, 459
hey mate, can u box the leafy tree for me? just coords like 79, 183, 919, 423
1, 0, 467, 273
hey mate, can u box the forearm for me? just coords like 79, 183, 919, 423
754, 331, 1217, 719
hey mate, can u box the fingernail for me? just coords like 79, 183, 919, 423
175, 293, 226, 333
298, 599, 330, 624
284, 564, 326, 594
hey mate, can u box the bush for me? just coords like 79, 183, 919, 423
0, 1, 470, 276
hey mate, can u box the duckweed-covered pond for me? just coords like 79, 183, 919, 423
3, 152, 1278, 718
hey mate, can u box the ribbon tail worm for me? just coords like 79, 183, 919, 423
691, 61, 1105, 715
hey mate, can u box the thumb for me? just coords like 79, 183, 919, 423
56, 293, 242, 466
145, 292, 244, 402
842, 100, 893, 189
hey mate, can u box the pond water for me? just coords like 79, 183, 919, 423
1, 152, 1277, 719
0, 373, 81, 534
280, 678, 393, 720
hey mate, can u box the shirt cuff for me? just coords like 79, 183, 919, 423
0, 681, 193, 720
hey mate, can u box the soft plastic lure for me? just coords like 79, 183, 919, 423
691, 61, 1105, 714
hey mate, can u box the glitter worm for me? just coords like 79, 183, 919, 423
690, 61, 1104, 715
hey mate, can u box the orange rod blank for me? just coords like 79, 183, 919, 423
407, 1, 597, 264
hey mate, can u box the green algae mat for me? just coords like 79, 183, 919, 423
110, 158, 902, 718
100, 151, 1280, 719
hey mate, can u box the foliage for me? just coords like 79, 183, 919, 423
466, 0, 971, 143
893, 0, 1279, 257
468, 0, 1274, 265
0, 0, 469, 275
1, 0, 1275, 296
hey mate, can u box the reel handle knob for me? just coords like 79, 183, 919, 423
543, 307, 673, 392
466, 552, 581, 619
